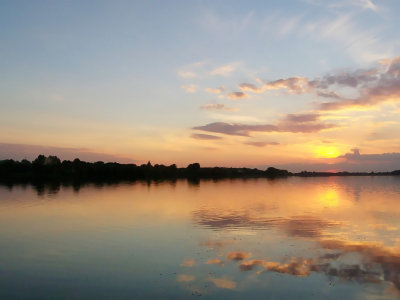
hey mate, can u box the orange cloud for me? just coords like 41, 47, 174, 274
205, 259, 225, 266
180, 259, 196, 267
226, 252, 248, 261
239, 83, 265, 93
207, 276, 237, 289
177, 274, 195, 282
226, 92, 247, 100
239, 260, 266, 271
206, 86, 225, 94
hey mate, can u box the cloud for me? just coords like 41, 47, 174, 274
264, 259, 312, 276
226, 252, 248, 261
316, 57, 400, 110
239, 83, 265, 93
238, 77, 310, 95
226, 92, 247, 100
337, 148, 400, 162
284, 113, 321, 123
190, 133, 223, 140
316, 91, 340, 98
178, 71, 197, 78
210, 64, 237, 77
303, 0, 377, 11
0, 143, 137, 164
265, 77, 309, 94
321, 139, 334, 143
244, 141, 280, 147
181, 84, 196, 93
238, 56, 400, 111
239, 260, 266, 271
206, 86, 225, 94
199, 104, 238, 111
178, 61, 207, 78
180, 259, 196, 267
192, 208, 341, 237
192, 121, 338, 137
199, 240, 236, 249
177, 275, 195, 282
207, 276, 236, 289
281, 216, 341, 238
205, 259, 225, 266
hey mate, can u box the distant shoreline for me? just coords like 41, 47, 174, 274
1, 155, 399, 183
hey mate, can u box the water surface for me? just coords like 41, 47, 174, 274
1, 177, 400, 299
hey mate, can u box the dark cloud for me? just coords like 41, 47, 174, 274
244, 141, 280, 147
227, 92, 247, 100
192, 121, 337, 137
226, 252, 248, 261
239, 260, 266, 271
192, 208, 340, 238
284, 113, 320, 123
281, 216, 340, 238
316, 91, 340, 98
337, 149, 400, 162
190, 133, 223, 140
0, 143, 137, 163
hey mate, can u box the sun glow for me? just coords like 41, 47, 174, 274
319, 189, 340, 208
316, 146, 339, 158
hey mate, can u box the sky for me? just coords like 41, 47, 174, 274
1, 0, 400, 172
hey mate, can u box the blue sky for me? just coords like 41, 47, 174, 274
1, 0, 400, 171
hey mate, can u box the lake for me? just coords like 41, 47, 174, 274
1, 176, 400, 299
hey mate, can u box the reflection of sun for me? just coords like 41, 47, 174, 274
320, 189, 340, 207
316, 146, 339, 158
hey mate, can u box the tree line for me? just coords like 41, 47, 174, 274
0, 155, 290, 182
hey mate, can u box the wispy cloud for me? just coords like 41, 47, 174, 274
302, 0, 377, 11
192, 121, 337, 137
210, 63, 240, 77
206, 86, 225, 94
200, 104, 238, 111
226, 92, 247, 100
190, 133, 223, 140
181, 84, 196, 93
244, 141, 280, 147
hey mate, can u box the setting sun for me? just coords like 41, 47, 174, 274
316, 147, 340, 158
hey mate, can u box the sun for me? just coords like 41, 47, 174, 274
316, 146, 339, 158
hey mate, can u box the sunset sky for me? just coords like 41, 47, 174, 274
1, 0, 400, 172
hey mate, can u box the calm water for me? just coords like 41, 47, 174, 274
1, 177, 400, 299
